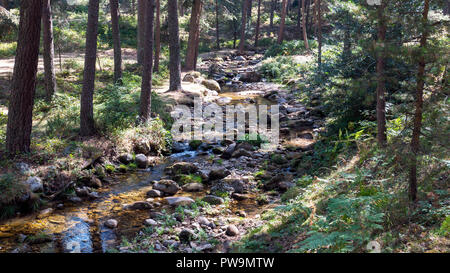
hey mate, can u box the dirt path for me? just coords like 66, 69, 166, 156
0, 48, 139, 78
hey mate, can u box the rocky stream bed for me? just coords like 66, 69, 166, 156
0, 50, 325, 253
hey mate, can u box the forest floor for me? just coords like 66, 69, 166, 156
0, 47, 448, 254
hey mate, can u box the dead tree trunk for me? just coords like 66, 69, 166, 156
6, 0, 43, 154
110, 0, 122, 83
43, 0, 56, 101
185, 0, 203, 71
168, 0, 182, 91
376, 1, 387, 146
80, 0, 100, 136
409, 0, 430, 202
140, 0, 155, 122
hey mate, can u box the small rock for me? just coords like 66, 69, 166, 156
179, 228, 196, 243
24, 176, 43, 193
278, 181, 296, 191
236, 210, 247, 217
209, 168, 231, 181
124, 201, 153, 210
15, 162, 31, 175
165, 196, 195, 207
144, 219, 158, 226
105, 219, 118, 229
183, 74, 195, 83
37, 208, 53, 219
232, 148, 252, 158
221, 143, 236, 159
149, 211, 164, 219
153, 179, 181, 195
182, 183, 204, 192
118, 153, 133, 164
226, 225, 239, 236
202, 195, 224, 205
166, 162, 199, 175
201, 79, 221, 93
197, 216, 211, 227
135, 154, 148, 168
231, 192, 248, 201
146, 189, 162, 198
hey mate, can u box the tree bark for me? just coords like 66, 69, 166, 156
376, 1, 387, 146
270, 0, 276, 30
215, 0, 220, 49
168, 0, 182, 91
238, 0, 249, 54
316, 0, 322, 69
185, 0, 203, 71
80, 0, 99, 136
110, 0, 122, 83
254, 0, 262, 47
140, 0, 155, 122
137, 0, 146, 65
43, 0, 56, 102
277, 0, 288, 44
6, 0, 43, 154
154, 0, 161, 72
409, 0, 430, 202
301, 0, 309, 49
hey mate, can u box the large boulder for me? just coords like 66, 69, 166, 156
153, 179, 181, 195
201, 79, 221, 93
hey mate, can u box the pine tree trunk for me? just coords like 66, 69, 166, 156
6, 0, 43, 154
297, 0, 301, 29
409, 0, 430, 202
301, 0, 309, 49
215, 0, 220, 49
254, 0, 262, 47
154, 0, 161, 72
270, 0, 275, 30
316, 0, 322, 69
238, 0, 249, 54
137, 0, 146, 65
168, 0, 182, 91
80, 0, 99, 136
140, 0, 154, 122
185, 0, 203, 71
110, 0, 122, 83
277, 0, 288, 44
376, 1, 387, 146
43, 0, 56, 102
